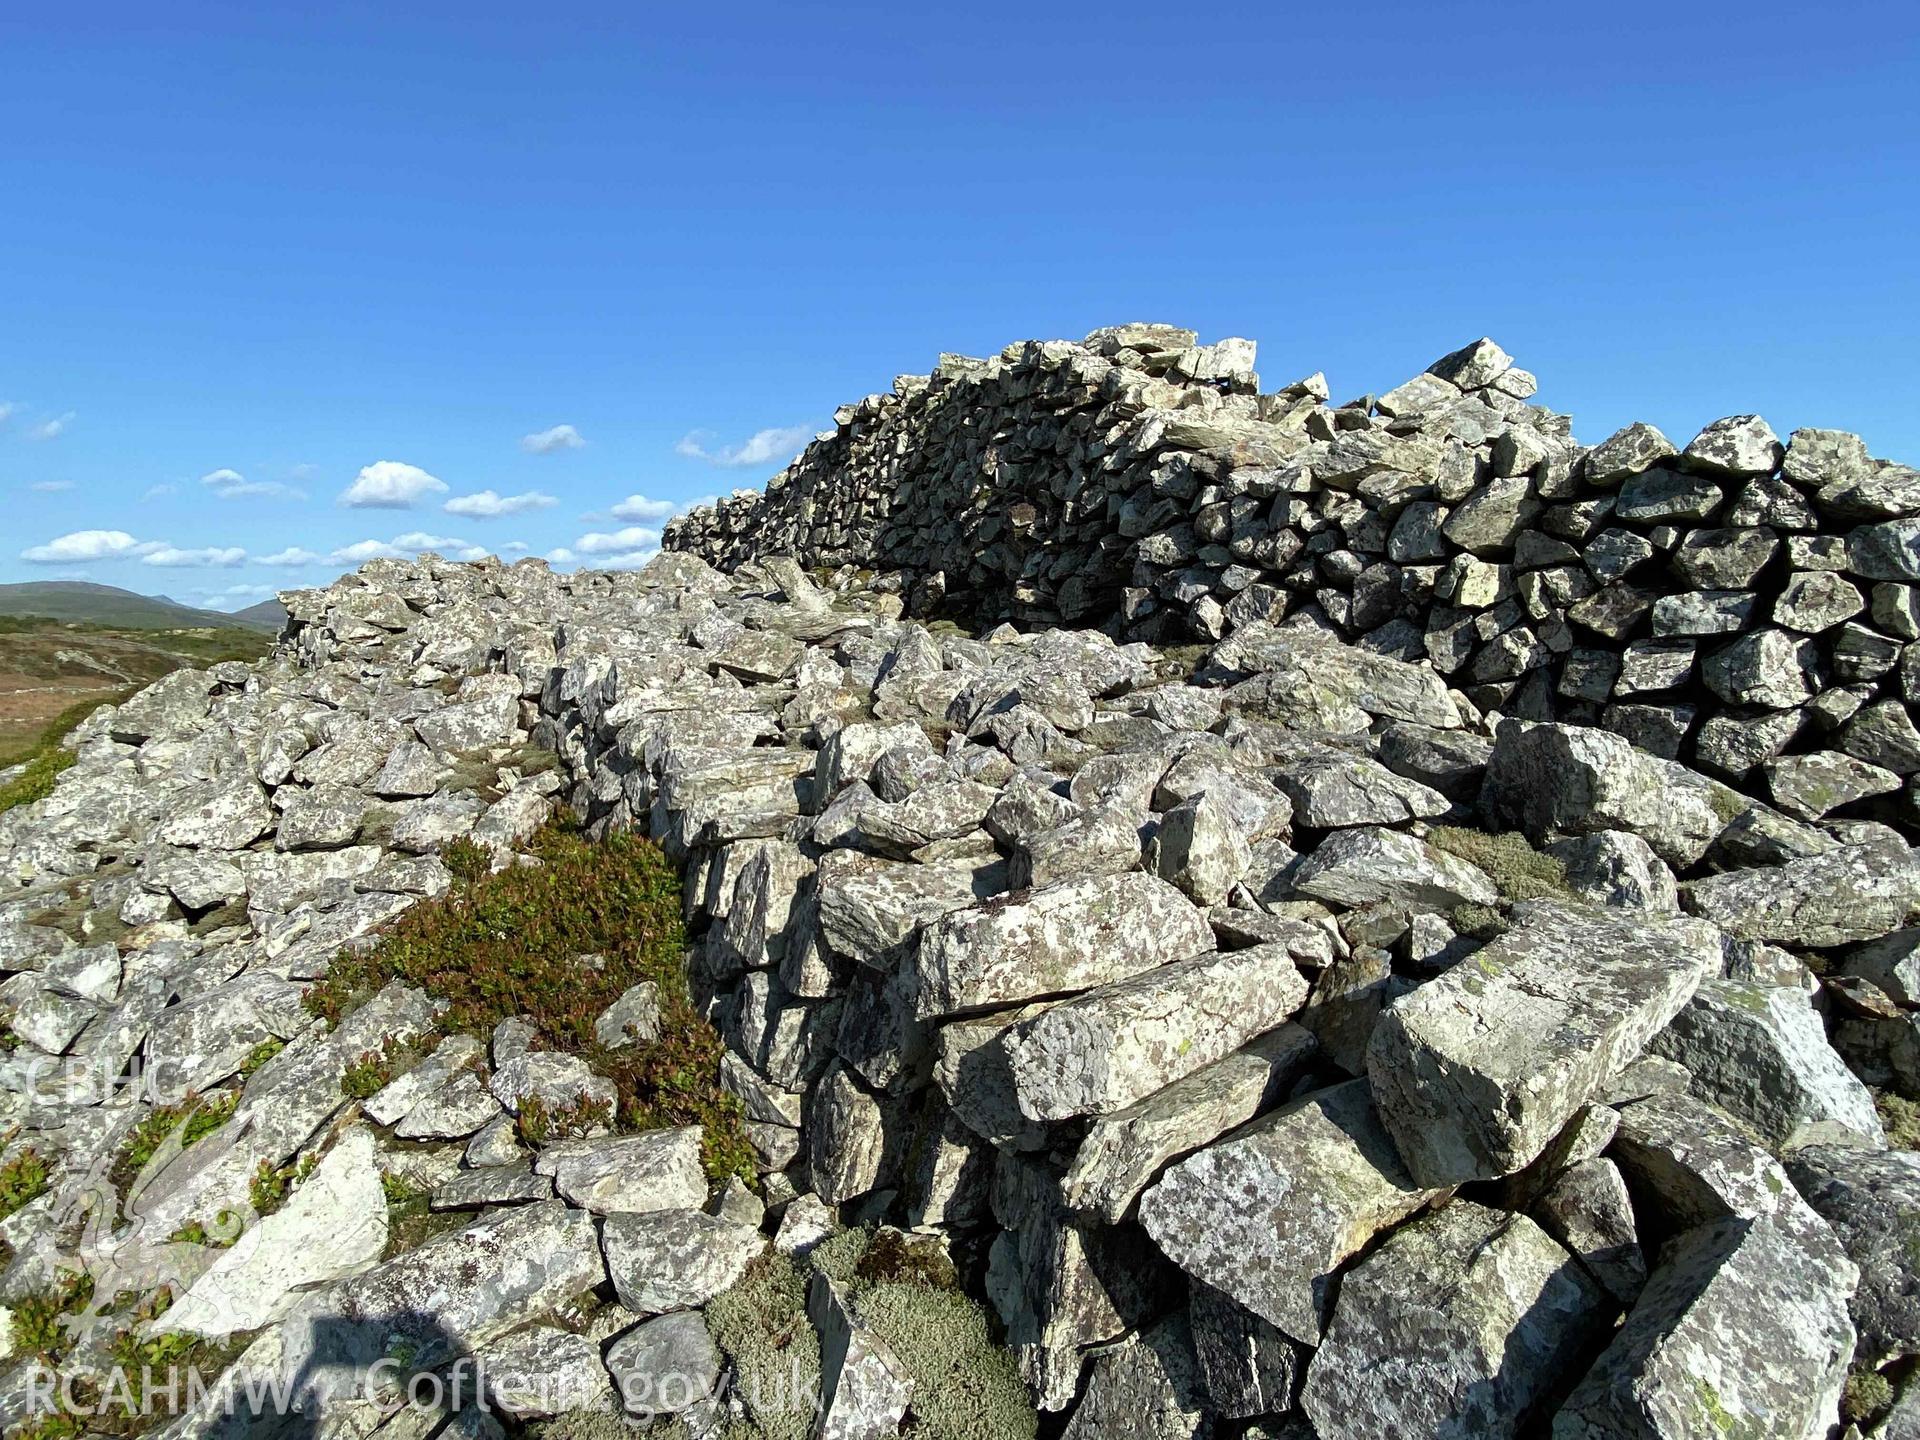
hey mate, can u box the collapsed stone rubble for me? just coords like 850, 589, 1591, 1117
1, 326, 1918, 1439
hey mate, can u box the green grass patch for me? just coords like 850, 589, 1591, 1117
109, 1092, 238, 1196
1878, 1090, 1920, 1150
1427, 826, 1571, 904
304, 820, 754, 1185
0, 1146, 52, 1221
0, 746, 77, 815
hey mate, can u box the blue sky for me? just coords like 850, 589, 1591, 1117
3, 1, 1917, 609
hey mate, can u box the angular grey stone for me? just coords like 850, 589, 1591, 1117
594, 981, 661, 1049
1015, 805, 1143, 891
159, 775, 274, 850
488, 1051, 617, 1125
1844, 928, 1920, 1005
1649, 589, 1756, 637
1368, 901, 1722, 1186
815, 849, 986, 968
1843, 701, 1920, 774
1480, 719, 1735, 868
1582, 422, 1677, 487
1290, 826, 1497, 912
1426, 337, 1513, 390
1849, 519, 1920, 582
914, 872, 1211, 1019
1766, 749, 1901, 820
1552, 1214, 1854, 1440
809, 1271, 914, 1440
478, 1324, 613, 1418
394, 1068, 504, 1140
1673, 525, 1780, 589
1138, 1079, 1448, 1343
1000, 942, 1308, 1121
1533, 1157, 1647, 1304
601, 1207, 764, 1315
606, 1310, 722, 1416
1546, 831, 1678, 912
1614, 468, 1725, 524
1775, 569, 1865, 632
429, 1161, 555, 1209
1682, 843, 1920, 947
1783, 1145, 1920, 1366
1188, 1280, 1303, 1420
1649, 978, 1884, 1151
1682, 413, 1785, 475
1301, 1202, 1606, 1440
1272, 748, 1449, 828
1061, 1315, 1208, 1440
807, 1061, 900, 1203
1149, 791, 1251, 905
539, 1127, 708, 1214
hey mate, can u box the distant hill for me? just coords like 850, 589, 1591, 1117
0, 581, 283, 633
233, 598, 290, 632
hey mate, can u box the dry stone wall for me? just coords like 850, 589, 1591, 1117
667, 326, 1920, 826
4, 343, 1920, 1438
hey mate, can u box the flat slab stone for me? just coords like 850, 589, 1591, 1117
1302, 1202, 1607, 1440
914, 872, 1212, 1019
1290, 826, 1497, 912
537, 1127, 708, 1214
1062, 1025, 1318, 1223
1000, 942, 1309, 1120
1368, 901, 1722, 1187
1138, 1078, 1447, 1344
1784, 1145, 1920, 1366
1682, 843, 1920, 948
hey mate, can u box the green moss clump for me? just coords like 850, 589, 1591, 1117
703, 1252, 820, 1440
764, 1229, 1035, 1440
304, 821, 753, 1185
111, 1091, 237, 1195
1843, 1367, 1894, 1425
1427, 826, 1571, 904
0, 1146, 52, 1221
1877, 1090, 1920, 1150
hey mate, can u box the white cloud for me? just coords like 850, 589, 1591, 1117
674, 424, 814, 468
338, 460, 449, 509
521, 424, 586, 455
30, 480, 74, 493
201, 467, 306, 501
546, 546, 577, 566
259, 546, 327, 566
142, 545, 248, 568
21, 530, 152, 563
142, 483, 180, 501
500, 540, 531, 554
575, 526, 661, 555
594, 548, 659, 571
27, 411, 75, 441
329, 532, 490, 566
609, 493, 676, 523
0, 402, 14, 424
444, 488, 557, 518
190, 583, 281, 602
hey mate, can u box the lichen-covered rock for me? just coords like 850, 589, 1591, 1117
1138, 1079, 1448, 1343
1551, 1213, 1855, 1440
1368, 901, 1721, 1186
1682, 843, 1920, 947
601, 1207, 765, 1315
914, 872, 1211, 1018
1000, 942, 1308, 1121
1301, 1202, 1607, 1440
1784, 1145, 1920, 1365
1061, 1315, 1209, 1440
1290, 825, 1497, 911
1648, 978, 1885, 1151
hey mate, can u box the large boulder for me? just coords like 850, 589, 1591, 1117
1138, 1079, 1447, 1344
1302, 1202, 1607, 1440
1368, 901, 1721, 1186
1552, 1213, 1855, 1440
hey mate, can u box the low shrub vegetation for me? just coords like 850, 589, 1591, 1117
306, 820, 753, 1182
1427, 826, 1571, 904
0, 1146, 52, 1221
